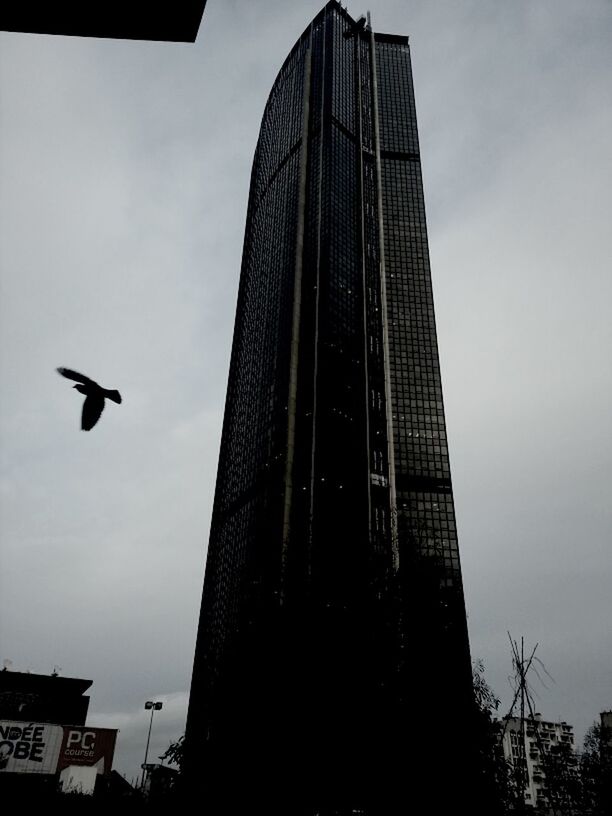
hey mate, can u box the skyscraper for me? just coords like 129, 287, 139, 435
186, 3, 476, 812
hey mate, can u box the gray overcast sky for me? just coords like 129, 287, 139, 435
1, 0, 611, 783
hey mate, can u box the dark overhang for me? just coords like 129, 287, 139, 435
0, 1, 208, 43
0, 670, 93, 696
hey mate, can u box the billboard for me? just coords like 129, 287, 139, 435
58, 726, 117, 776
0, 721, 117, 776
0, 721, 64, 774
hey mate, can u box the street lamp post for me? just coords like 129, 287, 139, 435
141, 700, 163, 791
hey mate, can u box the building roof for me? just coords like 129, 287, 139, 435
0, 670, 92, 696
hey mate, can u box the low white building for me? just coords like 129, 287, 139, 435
500, 713, 576, 811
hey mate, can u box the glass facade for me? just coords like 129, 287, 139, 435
186, 3, 475, 812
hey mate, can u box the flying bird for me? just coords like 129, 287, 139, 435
56, 367, 122, 431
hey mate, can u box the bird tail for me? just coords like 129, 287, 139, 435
104, 389, 122, 404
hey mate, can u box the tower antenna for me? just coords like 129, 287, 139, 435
502, 634, 563, 815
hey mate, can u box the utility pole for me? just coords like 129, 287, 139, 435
502, 634, 564, 816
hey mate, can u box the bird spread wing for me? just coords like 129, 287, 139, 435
81, 394, 105, 431
57, 367, 96, 386
104, 389, 122, 405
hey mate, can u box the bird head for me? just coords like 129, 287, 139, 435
73, 384, 88, 395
